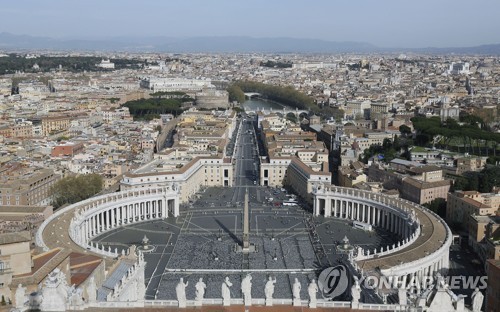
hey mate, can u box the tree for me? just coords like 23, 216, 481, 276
423, 198, 447, 218
451, 165, 500, 193
286, 112, 297, 123
478, 165, 500, 193
50, 174, 103, 209
227, 85, 245, 103
399, 125, 412, 136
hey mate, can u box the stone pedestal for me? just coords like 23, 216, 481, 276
293, 299, 301, 307
265, 298, 273, 306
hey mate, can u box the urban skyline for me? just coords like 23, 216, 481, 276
1, 0, 500, 49
0, 1, 499, 311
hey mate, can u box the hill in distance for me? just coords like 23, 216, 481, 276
0, 32, 499, 54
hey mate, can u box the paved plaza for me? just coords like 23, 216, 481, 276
90, 117, 399, 302
93, 185, 398, 300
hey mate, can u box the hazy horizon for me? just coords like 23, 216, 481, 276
1, 0, 499, 49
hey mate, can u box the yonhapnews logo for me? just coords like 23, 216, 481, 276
317, 265, 349, 299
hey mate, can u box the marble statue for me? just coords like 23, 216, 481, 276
221, 276, 233, 306
176, 278, 188, 308
128, 245, 137, 258
292, 278, 302, 306
69, 287, 84, 307
195, 278, 206, 305
15, 284, 27, 309
40, 268, 67, 312
264, 276, 276, 306
241, 274, 252, 306
351, 277, 361, 304
398, 287, 407, 306
308, 279, 318, 308
86, 276, 97, 303
356, 246, 364, 258
471, 288, 484, 312
456, 295, 465, 312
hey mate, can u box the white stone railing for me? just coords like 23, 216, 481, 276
142, 299, 406, 310
378, 200, 452, 277
318, 185, 417, 218
314, 185, 420, 260
355, 225, 421, 261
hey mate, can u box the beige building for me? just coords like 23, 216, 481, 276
368, 162, 451, 205
286, 157, 331, 203
41, 115, 71, 137
0, 205, 53, 236
455, 157, 487, 175
0, 165, 59, 206
446, 189, 500, 230
486, 259, 500, 312
0, 123, 32, 139
258, 114, 331, 203
122, 109, 237, 203
121, 150, 233, 203
0, 231, 32, 302
338, 161, 367, 187
260, 158, 291, 187
400, 166, 451, 205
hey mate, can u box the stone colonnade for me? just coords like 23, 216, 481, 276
313, 185, 451, 281
68, 187, 180, 257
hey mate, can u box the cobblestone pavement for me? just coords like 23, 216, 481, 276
93, 186, 396, 301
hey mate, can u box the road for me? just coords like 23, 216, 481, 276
231, 115, 260, 202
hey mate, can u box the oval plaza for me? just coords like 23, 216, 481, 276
35, 110, 455, 311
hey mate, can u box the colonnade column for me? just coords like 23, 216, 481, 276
174, 198, 180, 217
325, 198, 332, 217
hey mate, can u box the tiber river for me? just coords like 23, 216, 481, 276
241, 98, 291, 111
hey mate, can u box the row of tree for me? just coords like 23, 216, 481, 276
452, 165, 500, 193
0, 54, 144, 75
122, 95, 192, 120
227, 84, 245, 103
260, 60, 292, 68
411, 115, 500, 156
360, 136, 411, 163
50, 174, 103, 209
228, 81, 315, 109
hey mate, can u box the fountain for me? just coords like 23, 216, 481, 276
337, 236, 354, 253
137, 235, 155, 253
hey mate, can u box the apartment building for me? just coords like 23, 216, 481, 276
446, 189, 500, 230
0, 231, 32, 301
455, 157, 487, 175
486, 259, 500, 312
0, 164, 59, 206
368, 161, 451, 205
41, 115, 71, 136
121, 150, 233, 203
258, 114, 331, 203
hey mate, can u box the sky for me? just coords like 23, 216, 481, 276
1, 0, 499, 48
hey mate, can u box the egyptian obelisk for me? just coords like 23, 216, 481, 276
242, 187, 250, 251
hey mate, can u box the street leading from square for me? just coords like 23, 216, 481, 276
91, 117, 397, 301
